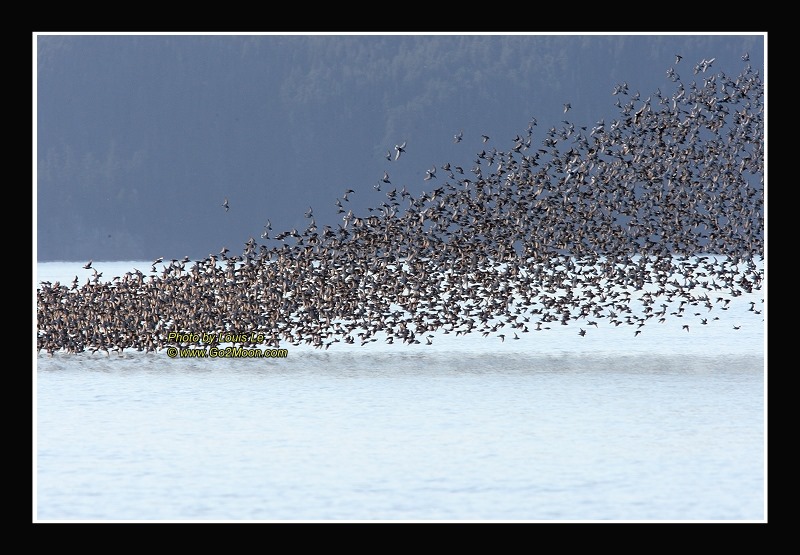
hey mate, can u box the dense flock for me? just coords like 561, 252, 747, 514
37, 56, 764, 355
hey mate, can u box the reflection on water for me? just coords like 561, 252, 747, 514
35, 352, 764, 522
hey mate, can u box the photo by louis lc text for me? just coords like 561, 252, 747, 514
166, 331, 268, 344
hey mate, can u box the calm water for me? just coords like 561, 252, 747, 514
35, 261, 766, 522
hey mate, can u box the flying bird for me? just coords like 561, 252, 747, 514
222, 198, 229, 212
563, 103, 571, 113
394, 141, 407, 160
83, 260, 93, 270
454, 130, 463, 143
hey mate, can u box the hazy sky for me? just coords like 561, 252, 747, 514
34, 33, 765, 262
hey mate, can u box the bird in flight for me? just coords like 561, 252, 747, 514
454, 130, 463, 143
675, 54, 682, 64
563, 103, 571, 113
222, 198, 229, 212
394, 141, 407, 160
83, 260, 93, 270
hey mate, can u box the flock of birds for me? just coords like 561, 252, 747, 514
37, 55, 764, 355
